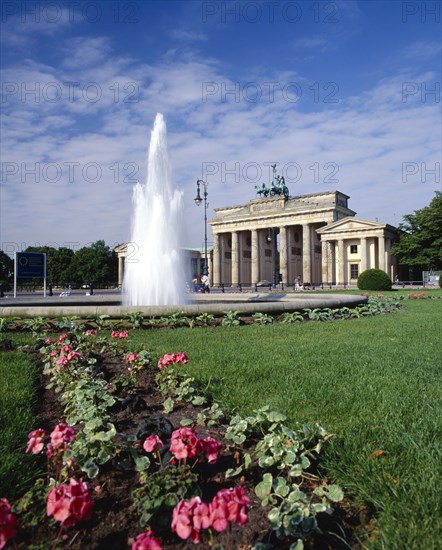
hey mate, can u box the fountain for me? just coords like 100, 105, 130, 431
0, 114, 369, 316
123, 113, 186, 306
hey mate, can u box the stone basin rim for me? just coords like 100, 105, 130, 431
0, 293, 368, 318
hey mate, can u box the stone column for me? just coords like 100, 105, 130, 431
321, 240, 328, 283
118, 255, 124, 287
279, 226, 288, 285
378, 235, 385, 272
251, 229, 259, 284
302, 224, 311, 283
360, 237, 367, 272
212, 233, 221, 286
337, 239, 346, 285
385, 238, 391, 278
231, 231, 240, 285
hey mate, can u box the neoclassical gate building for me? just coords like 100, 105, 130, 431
209, 190, 398, 286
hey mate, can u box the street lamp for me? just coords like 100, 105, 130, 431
194, 179, 209, 276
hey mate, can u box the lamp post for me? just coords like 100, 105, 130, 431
194, 179, 209, 276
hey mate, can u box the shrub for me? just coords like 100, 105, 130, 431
357, 268, 392, 291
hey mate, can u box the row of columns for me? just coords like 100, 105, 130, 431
321, 235, 391, 284
212, 223, 316, 286
213, 228, 392, 286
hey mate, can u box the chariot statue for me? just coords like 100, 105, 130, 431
255, 164, 289, 199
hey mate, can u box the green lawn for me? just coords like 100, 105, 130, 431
0, 351, 42, 499
125, 295, 441, 549
1, 292, 441, 548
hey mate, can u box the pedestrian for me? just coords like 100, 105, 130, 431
394, 275, 399, 287
201, 273, 211, 293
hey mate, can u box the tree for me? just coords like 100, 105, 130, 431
70, 241, 117, 286
25, 246, 75, 285
390, 192, 442, 270
0, 251, 14, 287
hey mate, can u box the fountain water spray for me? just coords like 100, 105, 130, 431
123, 113, 186, 306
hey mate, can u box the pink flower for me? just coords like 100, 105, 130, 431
44, 337, 53, 344
125, 353, 139, 363
157, 352, 188, 369
84, 329, 97, 336
157, 353, 176, 369
210, 487, 249, 530
201, 437, 222, 464
111, 330, 129, 339
50, 424, 76, 448
143, 435, 163, 454
56, 355, 69, 367
169, 428, 202, 461
26, 428, 47, 454
57, 333, 70, 345
209, 497, 229, 532
61, 344, 73, 353
0, 498, 17, 549
66, 351, 81, 362
171, 497, 209, 543
49, 350, 57, 357
131, 530, 163, 550
47, 479, 93, 527
173, 352, 188, 364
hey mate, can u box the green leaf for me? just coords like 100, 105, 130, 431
244, 452, 252, 470
134, 456, 151, 472
82, 461, 99, 478
225, 466, 244, 479
275, 477, 289, 498
180, 418, 194, 426
255, 473, 273, 500
327, 484, 344, 502
192, 396, 206, 406
268, 411, 286, 422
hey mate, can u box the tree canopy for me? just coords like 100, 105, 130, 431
21, 241, 117, 286
390, 192, 442, 270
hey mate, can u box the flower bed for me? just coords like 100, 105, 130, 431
1, 328, 368, 549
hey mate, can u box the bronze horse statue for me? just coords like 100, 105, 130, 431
255, 165, 289, 198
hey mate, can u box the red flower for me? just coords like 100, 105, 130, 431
57, 333, 70, 345
210, 487, 249, 529
47, 479, 93, 527
171, 497, 209, 543
111, 330, 129, 339
50, 423, 76, 448
143, 435, 163, 454
201, 437, 222, 464
157, 352, 188, 369
125, 353, 139, 363
173, 352, 188, 364
131, 530, 163, 549
0, 498, 17, 549
169, 428, 202, 460
26, 428, 47, 454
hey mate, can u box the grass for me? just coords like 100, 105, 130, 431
124, 294, 441, 549
1, 290, 441, 547
0, 351, 42, 499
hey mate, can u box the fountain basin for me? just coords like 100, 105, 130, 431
0, 292, 367, 318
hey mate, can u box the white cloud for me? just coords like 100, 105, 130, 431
1, 31, 440, 253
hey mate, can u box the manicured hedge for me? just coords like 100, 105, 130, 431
357, 268, 392, 291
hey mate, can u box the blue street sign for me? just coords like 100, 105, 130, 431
16, 252, 46, 278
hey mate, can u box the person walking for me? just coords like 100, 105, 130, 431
201, 273, 211, 293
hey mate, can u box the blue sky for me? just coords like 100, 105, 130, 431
1, 0, 441, 255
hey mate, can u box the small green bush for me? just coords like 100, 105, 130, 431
357, 268, 392, 291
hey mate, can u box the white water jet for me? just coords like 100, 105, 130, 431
123, 113, 186, 306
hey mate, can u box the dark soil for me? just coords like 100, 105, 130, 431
12, 343, 370, 549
